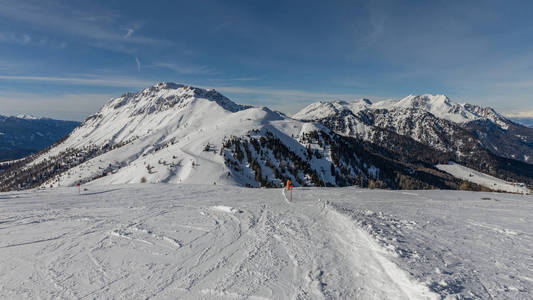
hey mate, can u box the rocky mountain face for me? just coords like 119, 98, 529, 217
0, 115, 79, 161
294, 95, 533, 165
1, 84, 531, 192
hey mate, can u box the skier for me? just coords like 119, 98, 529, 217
286, 179, 293, 191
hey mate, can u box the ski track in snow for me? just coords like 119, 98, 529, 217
0, 184, 532, 299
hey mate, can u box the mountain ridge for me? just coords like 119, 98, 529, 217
1, 83, 531, 193
294, 94, 533, 164
294, 94, 510, 127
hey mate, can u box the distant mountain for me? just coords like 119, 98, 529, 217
294, 95, 533, 164
0, 83, 531, 193
511, 117, 533, 128
0, 115, 79, 161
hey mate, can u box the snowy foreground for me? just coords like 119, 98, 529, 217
0, 185, 532, 299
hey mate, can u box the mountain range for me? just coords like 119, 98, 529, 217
1, 83, 532, 193
294, 94, 533, 164
0, 115, 79, 161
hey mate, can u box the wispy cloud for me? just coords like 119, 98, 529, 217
0, 92, 115, 121
360, 6, 387, 49
0, 1, 168, 48
155, 62, 213, 75
0, 31, 32, 45
207, 77, 260, 82
504, 110, 533, 118
124, 28, 135, 39
0, 60, 24, 71
135, 57, 141, 72
212, 85, 367, 101
0, 31, 68, 49
0, 74, 377, 104
0, 74, 153, 88
0, 73, 385, 116
495, 79, 533, 89
229, 78, 260, 81
22, 34, 31, 44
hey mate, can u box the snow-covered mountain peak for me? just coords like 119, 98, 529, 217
392, 94, 452, 110
293, 93, 515, 134
385, 94, 513, 126
15, 114, 40, 120
292, 101, 347, 120
292, 99, 373, 120
385, 94, 475, 122
357, 98, 373, 105
107, 82, 248, 116
24, 82, 348, 188
150, 82, 185, 90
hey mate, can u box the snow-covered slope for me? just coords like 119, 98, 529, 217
39, 82, 250, 152
30, 83, 293, 187
1, 184, 532, 299
436, 162, 529, 194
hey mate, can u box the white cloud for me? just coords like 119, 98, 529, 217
135, 57, 141, 72
0, 1, 168, 48
504, 110, 533, 118
0, 74, 369, 104
0, 73, 385, 117
124, 28, 134, 39
0, 60, 23, 71
155, 63, 213, 75
212, 85, 368, 101
0, 74, 153, 88
0, 31, 33, 45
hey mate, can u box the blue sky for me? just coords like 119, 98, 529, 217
1, 0, 533, 120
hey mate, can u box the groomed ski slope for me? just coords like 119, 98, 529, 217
1, 185, 532, 299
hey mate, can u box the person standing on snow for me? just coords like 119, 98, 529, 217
286, 179, 294, 202
286, 179, 292, 191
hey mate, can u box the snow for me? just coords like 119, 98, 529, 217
15, 114, 40, 120
0, 158, 23, 166
14, 83, 523, 190
292, 99, 371, 120
1, 184, 532, 299
211, 205, 239, 214
293, 94, 510, 128
24, 83, 346, 189
30, 84, 290, 187
436, 162, 530, 194
26, 83, 355, 189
